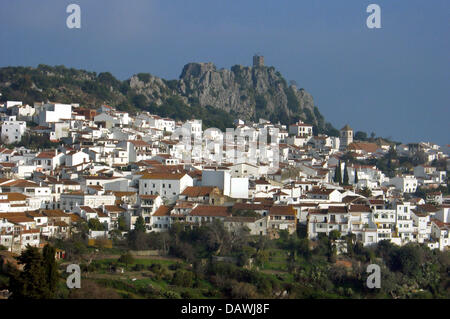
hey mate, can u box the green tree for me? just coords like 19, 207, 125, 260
333, 160, 342, 184
117, 216, 127, 231
343, 162, 349, 186
118, 252, 135, 269
360, 187, 372, 198
42, 244, 59, 297
88, 218, 105, 231
354, 169, 358, 184
8, 245, 53, 299
134, 216, 146, 233
388, 245, 423, 277
354, 131, 368, 141
171, 270, 194, 288
329, 230, 341, 241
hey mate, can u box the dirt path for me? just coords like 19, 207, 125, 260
260, 269, 289, 275
90, 253, 183, 263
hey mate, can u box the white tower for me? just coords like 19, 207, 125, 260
340, 124, 353, 150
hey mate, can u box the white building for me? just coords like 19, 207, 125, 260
289, 121, 313, 137
1, 119, 26, 144
37, 103, 72, 127
340, 125, 353, 150
139, 172, 193, 201
389, 175, 418, 193
182, 119, 202, 139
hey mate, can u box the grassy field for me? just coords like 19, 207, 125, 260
69, 255, 220, 299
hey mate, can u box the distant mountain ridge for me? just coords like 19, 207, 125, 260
0, 63, 338, 134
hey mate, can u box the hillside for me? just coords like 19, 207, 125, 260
0, 63, 337, 134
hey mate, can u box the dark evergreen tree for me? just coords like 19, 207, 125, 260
354, 168, 359, 184
343, 162, 349, 186
134, 216, 146, 233
9, 245, 52, 299
42, 244, 59, 298
88, 218, 105, 231
333, 160, 342, 184
118, 215, 127, 231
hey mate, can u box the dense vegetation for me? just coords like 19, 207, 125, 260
3, 220, 447, 299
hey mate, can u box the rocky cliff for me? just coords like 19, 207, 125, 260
178, 62, 315, 122
0, 62, 336, 133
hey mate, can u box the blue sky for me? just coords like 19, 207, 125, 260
0, 0, 448, 145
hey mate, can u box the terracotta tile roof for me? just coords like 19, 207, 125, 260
53, 221, 69, 227
190, 205, 231, 217
140, 194, 159, 200
328, 206, 348, 214
254, 179, 271, 185
233, 203, 270, 211
308, 188, 335, 195
97, 211, 109, 218
1, 179, 40, 188
141, 172, 187, 180
113, 191, 137, 197
431, 218, 450, 229
269, 205, 296, 216
80, 206, 97, 213
87, 185, 104, 190
5, 216, 35, 224
85, 176, 117, 180
69, 214, 82, 222
348, 205, 371, 213
0, 162, 16, 168
0, 193, 28, 201
21, 229, 40, 234
347, 142, 378, 153
416, 204, 439, 213
42, 210, 68, 218
36, 151, 58, 159
103, 205, 126, 212
25, 211, 46, 218
342, 195, 362, 203
129, 140, 150, 147
181, 186, 216, 197
153, 205, 172, 217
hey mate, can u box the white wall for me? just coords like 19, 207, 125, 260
202, 170, 231, 196
230, 178, 249, 199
